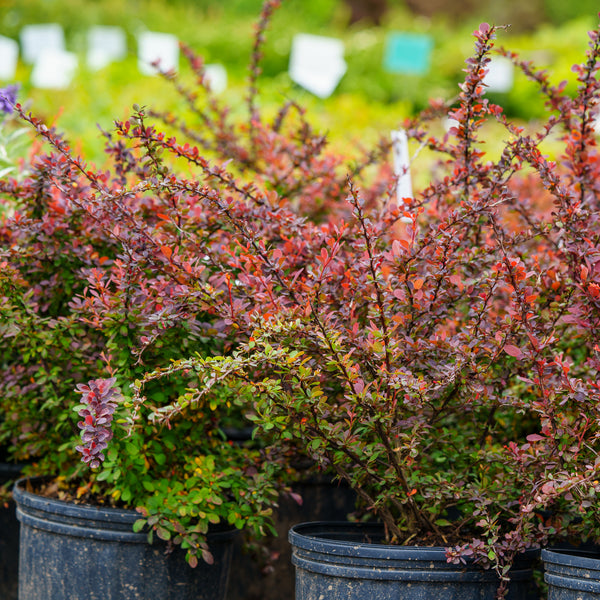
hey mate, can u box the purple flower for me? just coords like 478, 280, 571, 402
75, 378, 119, 468
0, 85, 18, 115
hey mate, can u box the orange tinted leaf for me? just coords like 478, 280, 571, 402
449, 274, 463, 290
581, 265, 589, 282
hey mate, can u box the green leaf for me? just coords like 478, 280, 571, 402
125, 443, 139, 456
96, 469, 111, 482
132, 519, 146, 533
142, 480, 155, 492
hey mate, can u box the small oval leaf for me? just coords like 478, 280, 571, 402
503, 344, 523, 358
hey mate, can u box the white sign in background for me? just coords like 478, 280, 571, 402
483, 57, 514, 93
204, 64, 227, 94
87, 26, 127, 71
20, 23, 65, 65
0, 35, 19, 80
31, 48, 78, 89
289, 33, 347, 99
137, 31, 179, 75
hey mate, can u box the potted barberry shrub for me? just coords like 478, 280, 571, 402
114, 15, 600, 600
0, 132, 283, 600
0, 83, 29, 600
507, 22, 600, 600
0, 18, 286, 600
1, 1, 376, 598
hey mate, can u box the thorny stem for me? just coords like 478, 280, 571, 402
347, 179, 392, 374
247, 0, 282, 143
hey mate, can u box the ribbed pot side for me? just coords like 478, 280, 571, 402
14, 478, 236, 600
543, 548, 600, 600
290, 522, 539, 600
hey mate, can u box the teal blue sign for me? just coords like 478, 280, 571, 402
384, 33, 433, 75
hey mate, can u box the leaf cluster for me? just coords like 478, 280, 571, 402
2, 2, 600, 583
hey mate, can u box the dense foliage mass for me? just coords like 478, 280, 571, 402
1, 1, 600, 593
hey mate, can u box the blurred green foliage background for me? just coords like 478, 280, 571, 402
0, 0, 598, 161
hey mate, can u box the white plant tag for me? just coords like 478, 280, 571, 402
0, 35, 19, 80
204, 64, 227, 94
484, 57, 514, 93
391, 129, 412, 207
443, 116, 460, 132
87, 26, 127, 71
289, 33, 347, 98
31, 49, 78, 89
137, 31, 179, 75
20, 24, 65, 65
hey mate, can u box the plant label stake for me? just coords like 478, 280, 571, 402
391, 129, 412, 208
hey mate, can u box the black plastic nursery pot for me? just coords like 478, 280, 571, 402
542, 548, 600, 599
289, 522, 539, 600
228, 474, 357, 600
0, 461, 23, 600
14, 477, 237, 600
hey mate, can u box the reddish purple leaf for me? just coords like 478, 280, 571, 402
503, 345, 523, 359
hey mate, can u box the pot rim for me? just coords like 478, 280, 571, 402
542, 548, 600, 570
289, 521, 539, 563
13, 476, 238, 541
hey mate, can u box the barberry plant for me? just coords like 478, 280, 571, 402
2, 1, 600, 592
124, 14, 600, 596
0, 1, 299, 567
75, 378, 119, 469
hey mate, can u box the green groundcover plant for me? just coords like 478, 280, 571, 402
2, 2, 600, 594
